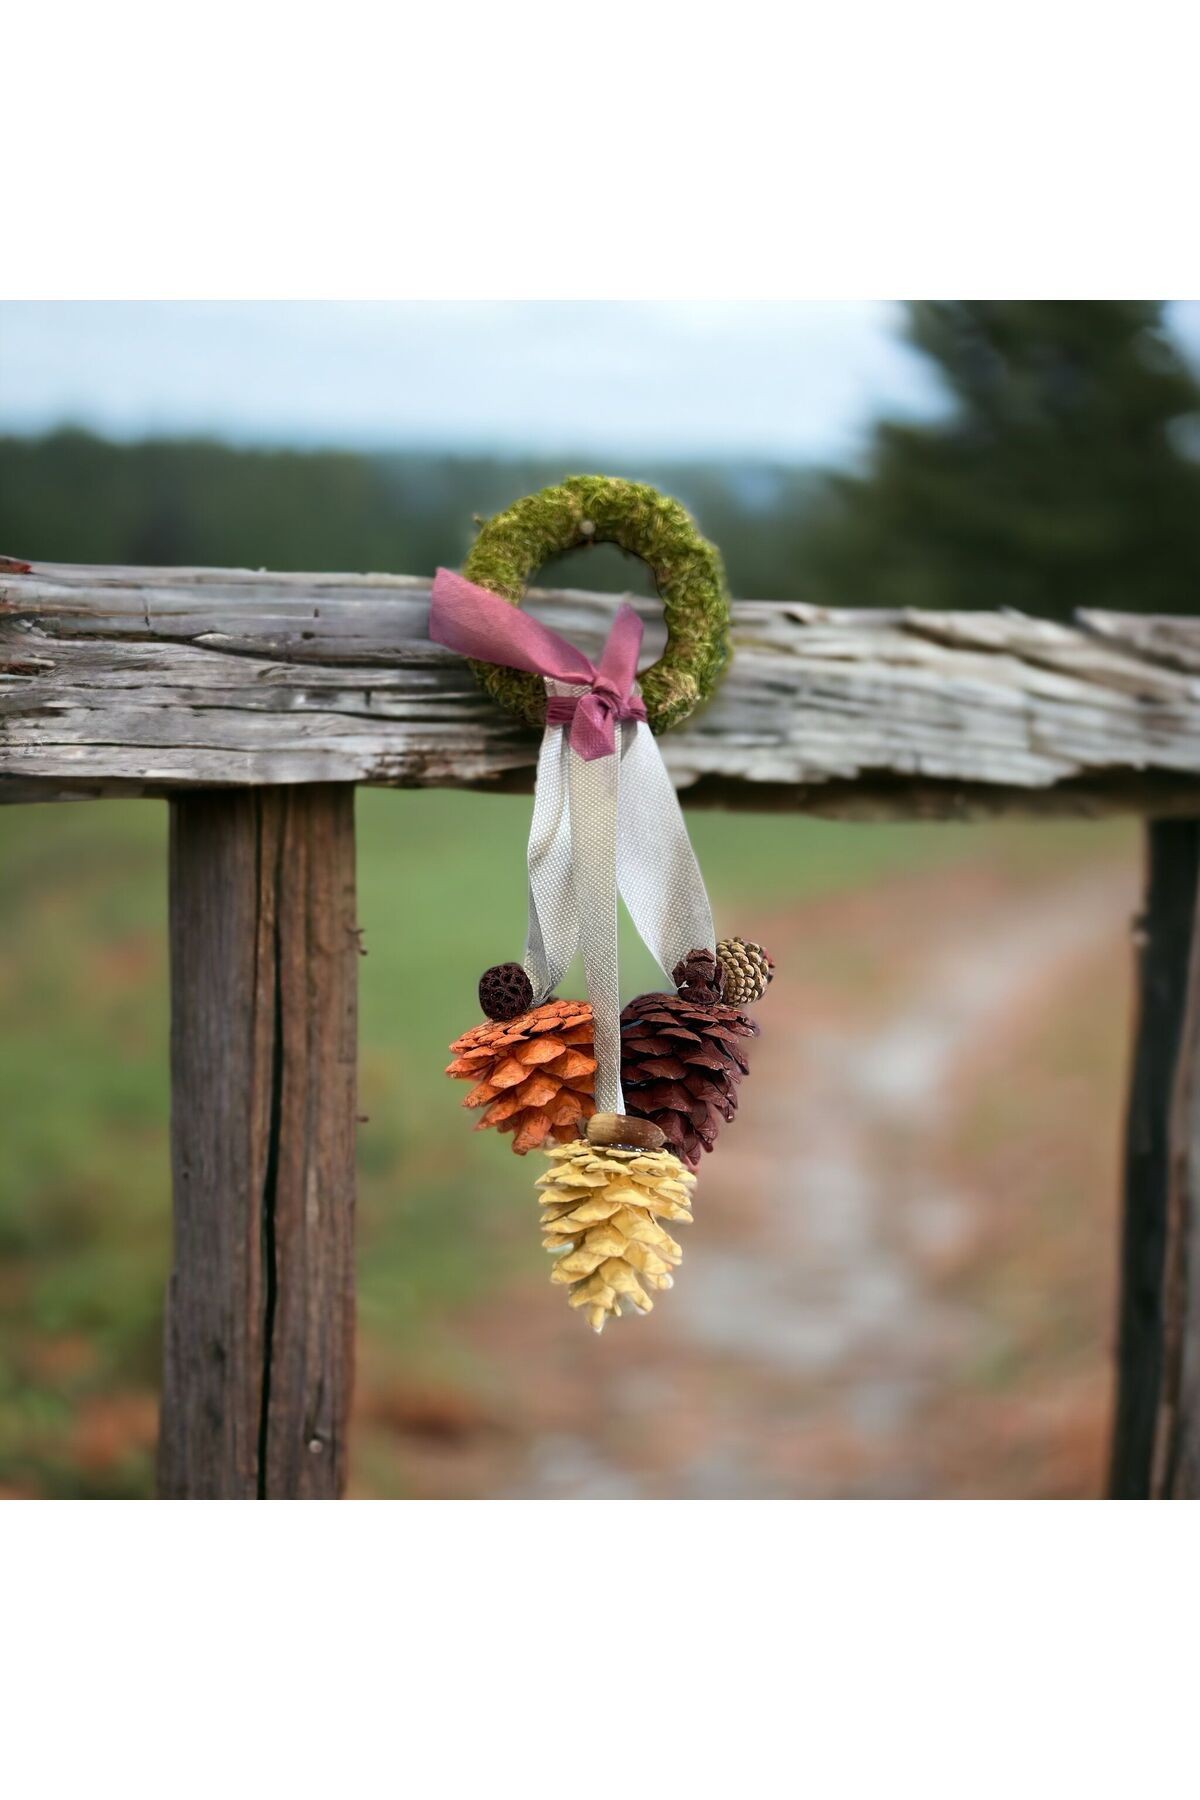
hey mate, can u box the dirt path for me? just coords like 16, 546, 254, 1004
356, 843, 1139, 1499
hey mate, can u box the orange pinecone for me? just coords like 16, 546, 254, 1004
446, 999, 597, 1153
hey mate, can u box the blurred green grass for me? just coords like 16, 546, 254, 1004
0, 788, 1127, 1496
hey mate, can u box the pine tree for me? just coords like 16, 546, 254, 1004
803, 302, 1200, 619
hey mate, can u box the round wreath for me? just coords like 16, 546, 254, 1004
461, 475, 730, 734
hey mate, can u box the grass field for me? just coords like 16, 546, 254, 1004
0, 788, 1133, 1496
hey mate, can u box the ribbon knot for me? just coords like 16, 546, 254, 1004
429, 567, 646, 760
545, 678, 647, 760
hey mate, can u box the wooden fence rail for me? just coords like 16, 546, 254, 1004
4, 562, 1200, 813
4, 558, 1200, 1497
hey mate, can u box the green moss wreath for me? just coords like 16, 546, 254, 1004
460, 475, 730, 734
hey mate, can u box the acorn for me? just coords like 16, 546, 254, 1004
585, 1111, 666, 1153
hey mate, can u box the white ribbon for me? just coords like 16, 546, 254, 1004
523, 677, 714, 1115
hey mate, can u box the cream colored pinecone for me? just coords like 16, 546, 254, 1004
536, 1140, 697, 1333
715, 936, 775, 1006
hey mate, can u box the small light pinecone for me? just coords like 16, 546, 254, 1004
620, 989, 759, 1168
446, 999, 597, 1153
478, 961, 534, 1022
537, 1139, 697, 1333
671, 946, 726, 1003
716, 937, 775, 1006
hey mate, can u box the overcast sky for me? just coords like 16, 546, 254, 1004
2, 301, 1198, 464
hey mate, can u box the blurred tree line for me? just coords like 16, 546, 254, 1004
2, 302, 1197, 617
805, 302, 1200, 616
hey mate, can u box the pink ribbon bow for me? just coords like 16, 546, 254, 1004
428, 567, 647, 760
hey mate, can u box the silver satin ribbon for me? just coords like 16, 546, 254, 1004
524, 677, 715, 1115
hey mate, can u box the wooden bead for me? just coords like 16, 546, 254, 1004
586, 1111, 666, 1152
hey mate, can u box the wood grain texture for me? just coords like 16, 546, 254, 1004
158, 785, 357, 1500
1108, 821, 1200, 1498
1152, 849, 1200, 1499
3, 562, 1200, 813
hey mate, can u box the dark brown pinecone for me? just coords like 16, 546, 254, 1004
671, 946, 726, 1003
620, 989, 759, 1168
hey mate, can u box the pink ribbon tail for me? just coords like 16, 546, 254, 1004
429, 567, 646, 759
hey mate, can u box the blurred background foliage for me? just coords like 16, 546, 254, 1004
0, 301, 1188, 1496
4, 302, 1198, 615
805, 301, 1200, 615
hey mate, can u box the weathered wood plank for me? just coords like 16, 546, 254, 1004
1108, 820, 1200, 1498
1151, 846, 1200, 1498
4, 562, 1200, 813
157, 785, 357, 1500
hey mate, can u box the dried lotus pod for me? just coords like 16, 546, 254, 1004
478, 961, 534, 1022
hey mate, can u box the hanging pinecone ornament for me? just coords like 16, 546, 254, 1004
621, 950, 763, 1167
429, 476, 749, 1334
538, 1113, 697, 1333
446, 997, 597, 1152
716, 937, 775, 1006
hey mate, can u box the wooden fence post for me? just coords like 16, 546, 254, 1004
157, 785, 358, 1499
1150, 825, 1200, 1497
1109, 820, 1200, 1497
